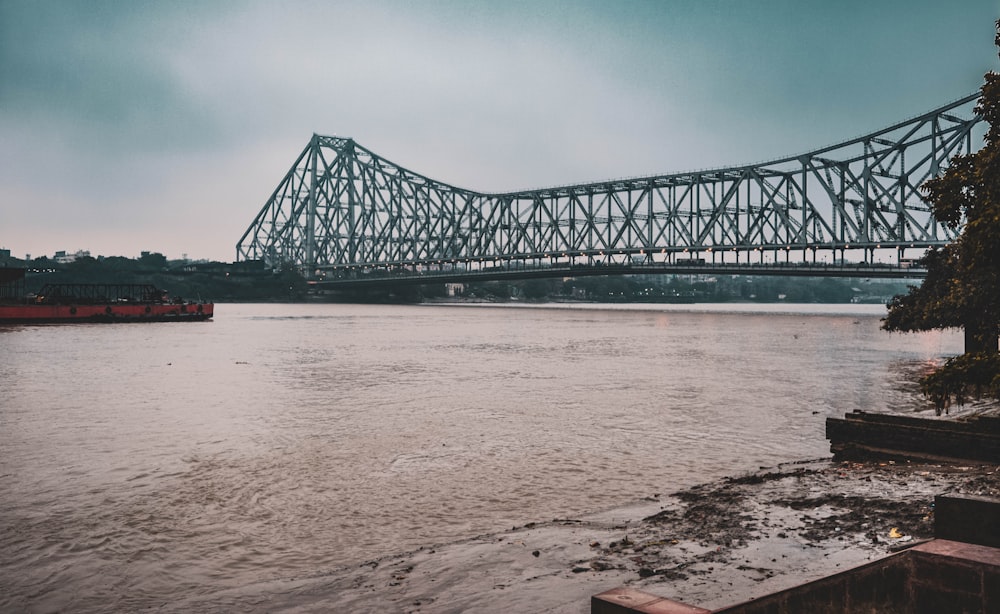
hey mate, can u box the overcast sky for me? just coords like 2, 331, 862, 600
1, 0, 997, 262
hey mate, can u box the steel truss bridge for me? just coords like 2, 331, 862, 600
237, 93, 982, 287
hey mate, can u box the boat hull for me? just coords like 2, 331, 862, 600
0, 302, 213, 323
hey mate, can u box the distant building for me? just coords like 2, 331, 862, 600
53, 249, 91, 264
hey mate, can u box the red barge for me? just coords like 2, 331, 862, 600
0, 268, 213, 323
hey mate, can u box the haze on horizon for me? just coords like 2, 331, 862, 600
1, 0, 997, 263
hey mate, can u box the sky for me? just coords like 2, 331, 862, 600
1, 0, 997, 262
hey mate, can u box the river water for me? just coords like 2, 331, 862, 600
0, 302, 961, 612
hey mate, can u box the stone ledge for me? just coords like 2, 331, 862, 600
593, 536, 1000, 612
934, 493, 1000, 548
592, 587, 711, 614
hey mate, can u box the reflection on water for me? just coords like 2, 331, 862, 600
0, 303, 963, 611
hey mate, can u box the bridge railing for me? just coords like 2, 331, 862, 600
308, 259, 927, 289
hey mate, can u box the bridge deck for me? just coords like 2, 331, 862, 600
311, 262, 926, 289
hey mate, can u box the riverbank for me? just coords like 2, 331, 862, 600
169, 458, 998, 613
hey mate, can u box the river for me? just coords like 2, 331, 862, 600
0, 302, 961, 612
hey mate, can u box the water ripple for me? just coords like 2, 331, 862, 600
0, 303, 965, 611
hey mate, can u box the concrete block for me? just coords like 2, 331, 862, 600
781, 576, 847, 613
591, 587, 710, 614
934, 494, 1000, 548
844, 556, 909, 609
911, 583, 983, 614
910, 552, 983, 596
593, 587, 662, 613
985, 567, 1000, 614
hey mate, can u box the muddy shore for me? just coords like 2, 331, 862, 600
170, 458, 998, 613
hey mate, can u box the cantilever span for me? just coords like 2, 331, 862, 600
237, 93, 982, 283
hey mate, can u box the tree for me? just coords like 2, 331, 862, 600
882, 20, 1000, 410
138, 251, 168, 270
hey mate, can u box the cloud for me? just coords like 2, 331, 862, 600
1, 0, 997, 261
0, 1, 228, 153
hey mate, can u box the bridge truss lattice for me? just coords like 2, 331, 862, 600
237, 94, 982, 279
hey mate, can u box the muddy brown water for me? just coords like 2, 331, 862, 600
0, 302, 962, 611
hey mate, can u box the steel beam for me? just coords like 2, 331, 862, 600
237, 94, 982, 279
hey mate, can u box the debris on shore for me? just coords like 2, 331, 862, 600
166, 459, 998, 613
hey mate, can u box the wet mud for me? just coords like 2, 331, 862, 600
172, 459, 998, 614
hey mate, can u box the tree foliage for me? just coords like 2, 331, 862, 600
920, 353, 1000, 411
883, 20, 1000, 410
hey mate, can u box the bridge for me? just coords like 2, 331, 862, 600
236, 93, 983, 287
